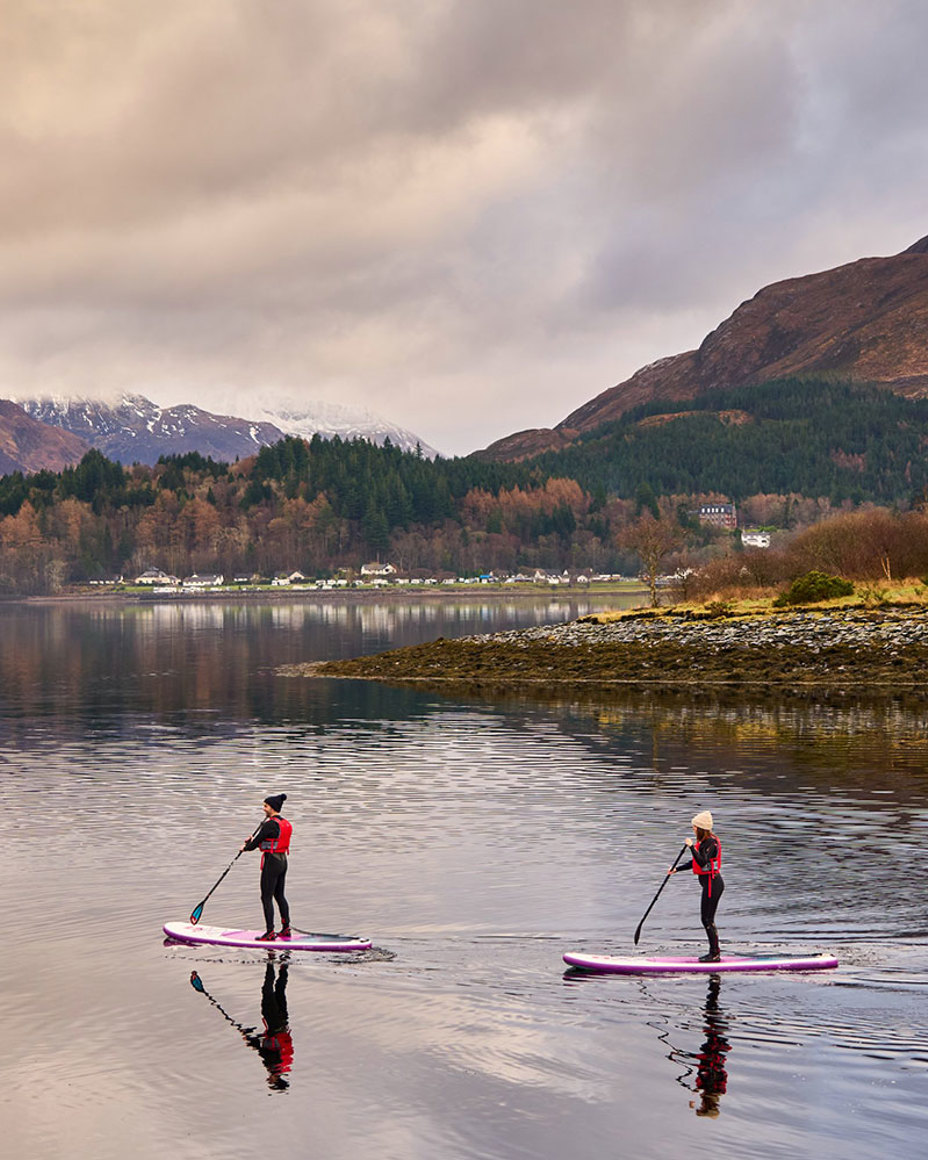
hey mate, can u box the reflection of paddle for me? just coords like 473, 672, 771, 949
634, 844, 689, 945
190, 821, 263, 924
190, 967, 292, 1092
189, 971, 252, 1034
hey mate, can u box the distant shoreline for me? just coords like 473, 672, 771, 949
10, 581, 647, 607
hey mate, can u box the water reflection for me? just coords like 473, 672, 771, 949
0, 596, 624, 733
688, 977, 730, 1118
190, 962, 293, 1093
4, 597, 928, 1159
437, 685, 928, 795
648, 975, 732, 1118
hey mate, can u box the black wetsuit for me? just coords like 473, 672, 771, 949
689, 836, 724, 956
244, 818, 291, 933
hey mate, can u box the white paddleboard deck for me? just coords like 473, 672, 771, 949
164, 922, 371, 952
564, 950, 839, 974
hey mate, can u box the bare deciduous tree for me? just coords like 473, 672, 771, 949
619, 512, 683, 606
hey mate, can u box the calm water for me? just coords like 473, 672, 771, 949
1, 595, 926, 1159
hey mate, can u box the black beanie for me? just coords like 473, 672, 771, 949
264, 793, 287, 812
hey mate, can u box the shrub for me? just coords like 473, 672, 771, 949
773, 570, 854, 606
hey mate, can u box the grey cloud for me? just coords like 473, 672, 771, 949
0, 0, 926, 454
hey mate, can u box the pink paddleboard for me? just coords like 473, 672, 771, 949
563, 950, 838, 974
164, 921, 371, 952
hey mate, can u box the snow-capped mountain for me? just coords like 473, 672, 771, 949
15, 395, 285, 466
249, 401, 439, 458
14, 394, 438, 465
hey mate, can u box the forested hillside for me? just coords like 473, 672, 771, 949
0, 439, 617, 591
2, 379, 928, 593
532, 379, 928, 503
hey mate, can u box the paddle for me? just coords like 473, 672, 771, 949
189, 820, 263, 924
633, 843, 690, 945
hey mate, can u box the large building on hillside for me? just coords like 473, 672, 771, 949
697, 502, 737, 530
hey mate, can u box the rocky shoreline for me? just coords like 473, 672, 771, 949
281, 606, 928, 693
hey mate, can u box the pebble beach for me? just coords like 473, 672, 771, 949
285, 606, 928, 692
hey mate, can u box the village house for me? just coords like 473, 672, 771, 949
741, 529, 772, 549
134, 568, 178, 586
360, 562, 398, 577
182, 573, 224, 588
271, 570, 307, 586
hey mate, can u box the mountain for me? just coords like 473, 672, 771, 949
0, 400, 91, 474
479, 234, 928, 460
248, 402, 439, 457
13, 394, 437, 466
14, 395, 285, 466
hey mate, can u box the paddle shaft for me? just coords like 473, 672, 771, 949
190, 819, 263, 924
190, 972, 251, 1034
633, 843, 690, 945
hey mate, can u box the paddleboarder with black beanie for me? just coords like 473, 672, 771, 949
241, 794, 292, 941
668, 810, 724, 962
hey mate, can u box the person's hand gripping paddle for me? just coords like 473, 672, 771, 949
633, 843, 690, 945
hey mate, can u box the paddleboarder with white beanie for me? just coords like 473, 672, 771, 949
668, 810, 724, 962
240, 794, 292, 942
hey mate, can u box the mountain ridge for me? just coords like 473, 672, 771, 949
9, 393, 437, 469
478, 235, 928, 460
0, 401, 91, 474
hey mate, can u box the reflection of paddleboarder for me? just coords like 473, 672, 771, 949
689, 974, 730, 1118
659, 974, 731, 1118
190, 963, 294, 1092
252, 962, 293, 1090
240, 794, 292, 942
667, 810, 724, 962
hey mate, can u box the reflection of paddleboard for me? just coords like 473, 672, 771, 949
563, 951, 838, 975
163, 922, 371, 952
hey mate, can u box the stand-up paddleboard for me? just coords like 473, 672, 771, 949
563, 950, 838, 975
164, 922, 371, 952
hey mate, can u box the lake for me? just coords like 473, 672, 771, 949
1, 594, 926, 1159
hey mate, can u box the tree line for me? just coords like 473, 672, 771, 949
531, 378, 928, 504
0, 435, 786, 593
0, 441, 621, 591
3, 375, 928, 594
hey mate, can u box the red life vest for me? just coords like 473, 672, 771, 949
692, 836, 722, 896
260, 816, 292, 855
263, 1028, 294, 1075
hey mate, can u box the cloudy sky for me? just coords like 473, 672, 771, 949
2, 0, 927, 455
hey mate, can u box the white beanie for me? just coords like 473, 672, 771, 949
691, 810, 713, 830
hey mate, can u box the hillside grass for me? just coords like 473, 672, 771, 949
588, 579, 928, 622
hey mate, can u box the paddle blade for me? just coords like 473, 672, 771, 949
190, 902, 205, 925
633, 924, 642, 946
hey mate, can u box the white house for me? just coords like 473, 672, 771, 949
135, 568, 178, 586
272, 570, 307, 586
182, 573, 224, 588
360, 562, 397, 577
741, 530, 772, 549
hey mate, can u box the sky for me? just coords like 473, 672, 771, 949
2, 0, 927, 456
